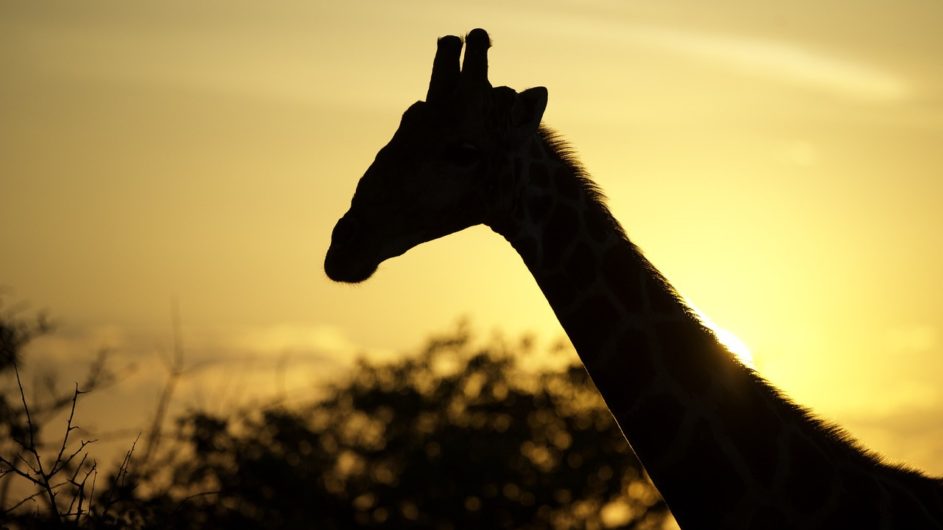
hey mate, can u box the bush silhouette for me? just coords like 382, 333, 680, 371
2, 316, 670, 529
98, 324, 668, 529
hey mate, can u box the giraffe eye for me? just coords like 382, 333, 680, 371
444, 142, 481, 167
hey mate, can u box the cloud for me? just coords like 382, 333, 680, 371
13, 320, 375, 471
842, 402, 943, 476
235, 323, 362, 357
19, 321, 397, 412
626, 25, 911, 102
7, 20, 324, 107
540, 14, 912, 103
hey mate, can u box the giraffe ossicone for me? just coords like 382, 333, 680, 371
325, 28, 943, 529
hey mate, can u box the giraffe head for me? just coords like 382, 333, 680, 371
325, 29, 547, 283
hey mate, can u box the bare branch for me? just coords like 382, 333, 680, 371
3, 488, 44, 514
13, 361, 37, 457
117, 433, 139, 489
0, 454, 34, 482
15, 452, 39, 475
87, 465, 98, 519
50, 382, 84, 475
76, 461, 97, 522
64, 454, 96, 524
100, 432, 139, 514
0, 307, 113, 523
55, 438, 96, 478
12, 361, 62, 520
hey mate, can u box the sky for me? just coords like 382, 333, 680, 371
2, 1, 943, 476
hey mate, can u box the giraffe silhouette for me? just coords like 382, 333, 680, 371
325, 29, 943, 529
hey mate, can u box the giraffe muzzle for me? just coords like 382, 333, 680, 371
325, 214, 374, 283
330, 214, 359, 244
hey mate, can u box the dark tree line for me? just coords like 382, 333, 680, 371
1, 310, 671, 529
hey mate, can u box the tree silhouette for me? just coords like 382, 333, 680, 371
0, 306, 106, 528
1, 313, 671, 529
97, 324, 669, 529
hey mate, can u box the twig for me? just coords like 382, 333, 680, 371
171, 490, 222, 515
3, 365, 99, 522
55, 438, 97, 477
13, 360, 61, 522
64, 453, 89, 519
141, 299, 186, 464
15, 452, 39, 474
13, 361, 37, 457
77, 462, 97, 523
64, 457, 96, 525
0, 309, 114, 523
4, 488, 45, 514
87, 466, 97, 519
50, 383, 85, 475
180, 490, 221, 503
99, 432, 140, 515
0, 454, 35, 482
0, 468, 12, 506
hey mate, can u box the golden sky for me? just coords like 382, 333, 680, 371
2, 1, 943, 474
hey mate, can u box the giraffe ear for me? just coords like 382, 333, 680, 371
510, 87, 548, 143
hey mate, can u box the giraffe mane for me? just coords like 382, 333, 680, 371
537, 124, 703, 326
759, 373, 939, 484
536, 126, 611, 225
538, 123, 941, 493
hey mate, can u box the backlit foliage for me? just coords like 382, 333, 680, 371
3, 318, 670, 529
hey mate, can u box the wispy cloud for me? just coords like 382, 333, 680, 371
13, 8, 913, 107
540, 14, 912, 103
625, 26, 910, 102
235, 323, 362, 357
844, 401, 943, 475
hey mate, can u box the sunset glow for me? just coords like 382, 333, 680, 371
690, 304, 755, 369
1, 0, 942, 478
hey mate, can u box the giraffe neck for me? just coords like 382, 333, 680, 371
485, 128, 943, 529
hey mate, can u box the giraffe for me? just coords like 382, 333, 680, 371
324, 29, 943, 529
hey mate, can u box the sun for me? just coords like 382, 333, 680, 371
688, 303, 755, 369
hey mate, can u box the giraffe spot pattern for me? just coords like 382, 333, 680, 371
526, 193, 554, 224
498, 167, 515, 194
540, 272, 578, 309
564, 295, 620, 356
654, 321, 718, 396
602, 245, 644, 312
783, 433, 832, 514
513, 202, 527, 222
554, 166, 581, 200
672, 419, 748, 528
541, 203, 580, 266
584, 327, 653, 416
616, 327, 655, 392
511, 236, 539, 267
715, 385, 784, 487
749, 505, 792, 530
883, 481, 943, 528
583, 206, 611, 243
529, 163, 551, 189
564, 241, 597, 289
626, 393, 685, 460
818, 471, 883, 528
645, 274, 681, 314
